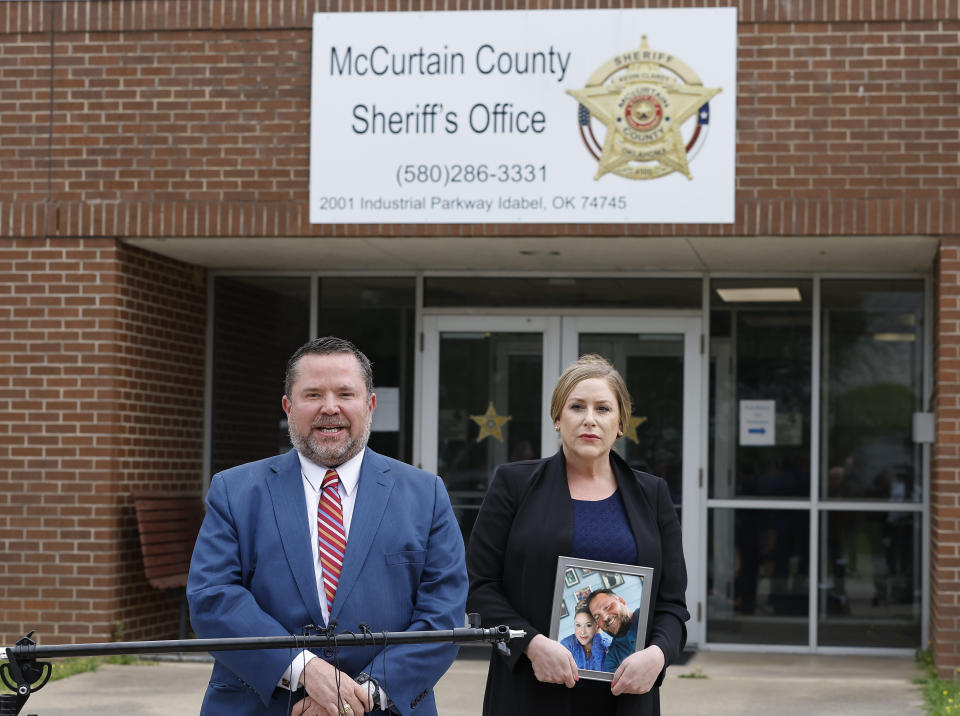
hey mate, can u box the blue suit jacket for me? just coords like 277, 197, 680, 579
187, 448, 468, 716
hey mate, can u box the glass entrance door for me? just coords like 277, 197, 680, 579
561, 316, 703, 644
420, 314, 702, 643
419, 316, 560, 547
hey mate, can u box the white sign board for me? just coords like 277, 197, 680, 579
739, 400, 775, 446
310, 8, 737, 224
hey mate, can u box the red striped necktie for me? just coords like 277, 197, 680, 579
317, 469, 346, 615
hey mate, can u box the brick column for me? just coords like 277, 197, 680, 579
934, 236, 960, 677
0, 238, 206, 645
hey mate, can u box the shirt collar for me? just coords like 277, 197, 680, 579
297, 447, 365, 497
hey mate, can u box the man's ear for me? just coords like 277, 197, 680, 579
282, 395, 292, 415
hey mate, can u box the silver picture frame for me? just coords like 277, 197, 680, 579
549, 556, 654, 682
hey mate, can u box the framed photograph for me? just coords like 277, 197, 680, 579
549, 556, 654, 682
564, 567, 579, 587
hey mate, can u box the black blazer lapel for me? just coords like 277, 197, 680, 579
611, 450, 657, 550
538, 450, 575, 552
505, 451, 574, 637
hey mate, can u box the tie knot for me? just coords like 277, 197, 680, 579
322, 470, 339, 491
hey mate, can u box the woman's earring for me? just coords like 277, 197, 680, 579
554, 424, 560, 431
618, 429, 624, 437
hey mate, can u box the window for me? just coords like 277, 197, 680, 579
316, 277, 416, 462
211, 277, 310, 474
818, 279, 924, 647
211, 275, 416, 472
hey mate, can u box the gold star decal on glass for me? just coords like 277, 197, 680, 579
470, 402, 512, 443
621, 415, 648, 444
566, 36, 721, 181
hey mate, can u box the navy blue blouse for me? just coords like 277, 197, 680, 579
570, 490, 638, 565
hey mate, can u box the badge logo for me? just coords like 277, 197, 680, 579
470, 402, 512, 443
567, 36, 721, 181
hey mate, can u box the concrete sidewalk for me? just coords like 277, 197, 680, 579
10, 650, 923, 715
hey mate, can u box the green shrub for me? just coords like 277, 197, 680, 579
917, 648, 960, 715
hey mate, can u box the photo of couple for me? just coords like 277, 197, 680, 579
550, 558, 653, 680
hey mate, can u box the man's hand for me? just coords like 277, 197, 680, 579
523, 633, 579, 688
610, 644, 665, 696
290, 696, 324, 716
298, 658, 373, 716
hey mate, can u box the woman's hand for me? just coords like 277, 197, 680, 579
524, 634, 580, 688
610, 645, 665, 696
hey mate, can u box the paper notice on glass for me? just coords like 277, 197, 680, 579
371, 387, 400, 432
739, 400, 775, 446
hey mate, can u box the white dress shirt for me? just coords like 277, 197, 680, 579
279, 448, 364, 693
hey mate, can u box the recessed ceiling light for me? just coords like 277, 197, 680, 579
716, 287, 802, 303
873, 332, 915, 342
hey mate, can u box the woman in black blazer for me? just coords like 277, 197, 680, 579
466, 355, 688, 716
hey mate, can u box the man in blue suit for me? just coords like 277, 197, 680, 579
188, 337, 468, 716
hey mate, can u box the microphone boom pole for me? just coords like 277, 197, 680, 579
0, 623, 525, 716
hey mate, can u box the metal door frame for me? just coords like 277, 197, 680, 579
419, 315, 562, 477
419, 313, 704, 645
561, 315, 704, 646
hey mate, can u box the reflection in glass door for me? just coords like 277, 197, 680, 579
437, 331, 541, 546
421, 314, 702, 642
562, 317, 703, 644
420, 317, 559, 547
575, 332, 686, 515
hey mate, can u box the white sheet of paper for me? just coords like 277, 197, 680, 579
740, 400, 775, 446
371, 387, 400, 432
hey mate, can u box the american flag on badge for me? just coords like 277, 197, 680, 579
567, 36, 721, 181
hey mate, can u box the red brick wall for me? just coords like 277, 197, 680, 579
935, 236, 960, 676
1, 1, 957, 240
0, 238, 205, 645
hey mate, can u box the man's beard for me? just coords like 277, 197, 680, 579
602, 611, 633, 638
613, 610, 633, 637
288, 413, 372, 467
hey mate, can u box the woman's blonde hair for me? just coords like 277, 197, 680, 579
549, 354, 632, 430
